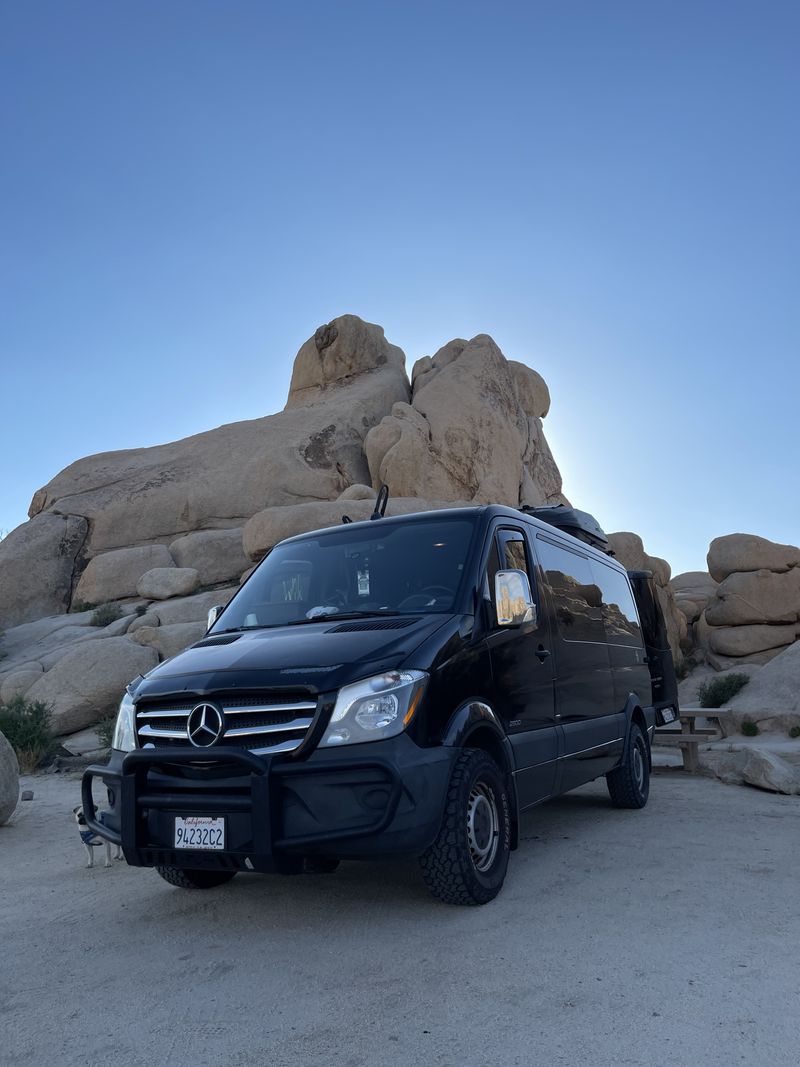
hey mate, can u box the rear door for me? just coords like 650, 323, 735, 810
534, 535, 618, 793
484, 524, 558, 807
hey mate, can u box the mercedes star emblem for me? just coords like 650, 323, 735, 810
186, 702, 225, 747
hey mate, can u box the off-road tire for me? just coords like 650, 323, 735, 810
419, 749, 511, 906
155, 866, 237, 889
606, 721, 650, 809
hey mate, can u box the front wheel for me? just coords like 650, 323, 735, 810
606, 721, 650, 808
155, 866, 237, 889
419, 749, 511, 906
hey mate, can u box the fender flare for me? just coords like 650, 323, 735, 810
621, 693, 651, 769
442, 700, 520, 849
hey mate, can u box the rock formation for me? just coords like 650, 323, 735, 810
0, 314, 572, 735
700, 533, 800, 669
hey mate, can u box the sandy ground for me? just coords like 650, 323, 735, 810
3, 770, 799, 1067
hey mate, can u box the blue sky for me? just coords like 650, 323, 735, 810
1, 1, 797, 575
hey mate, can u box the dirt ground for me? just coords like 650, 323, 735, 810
2, 769, 799, 1067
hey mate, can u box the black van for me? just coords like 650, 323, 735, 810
83, 502, 679, 905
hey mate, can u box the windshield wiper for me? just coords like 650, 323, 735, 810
213, 624, 276, 634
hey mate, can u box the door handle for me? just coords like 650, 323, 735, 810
535, 645, 551, 662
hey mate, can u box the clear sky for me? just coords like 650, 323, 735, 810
1, 1, 798, 576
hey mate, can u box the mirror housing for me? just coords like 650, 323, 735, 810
206, 605, 224, 632
494, 569, 537, 627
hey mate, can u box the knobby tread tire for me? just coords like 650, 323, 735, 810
419, 749, 511, 907
155, 866, 237, 889
606, 722, 650, 809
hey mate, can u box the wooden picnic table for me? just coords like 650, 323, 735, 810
652, 706, 730, 773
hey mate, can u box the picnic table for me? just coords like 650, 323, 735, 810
652, 706, 730, 773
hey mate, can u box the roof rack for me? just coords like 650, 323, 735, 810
520, 504, 611, 553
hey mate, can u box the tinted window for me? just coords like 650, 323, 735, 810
590, 562, 643, 647
535, 537, 604, 643
214, 518, 475, 630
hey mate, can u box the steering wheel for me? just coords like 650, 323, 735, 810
397, 586, 453, 611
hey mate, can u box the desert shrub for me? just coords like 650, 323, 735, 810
95, 714, 116, 749
740, 721, 759, 737
90, 603, 123, 627
697, 672, 750, 708
70, 599, 96, 614
789, 726, 800, 739
0, 696, 56, 772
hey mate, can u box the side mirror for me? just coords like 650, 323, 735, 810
495, 570, 537, 627
206, 605, 224, 632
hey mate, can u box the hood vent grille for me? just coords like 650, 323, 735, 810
327, 617, 420, 633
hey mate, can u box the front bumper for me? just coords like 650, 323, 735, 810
81, 735, 455, 873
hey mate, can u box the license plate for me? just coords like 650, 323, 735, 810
174, 816, 225, 850
660, 707, 677, 724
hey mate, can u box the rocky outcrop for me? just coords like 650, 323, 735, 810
365, 335, 564, 508
23, 638, 159, 735
0, 731, 19, 825
74, 545, 175, 606
683, 533, 800, 671
707, 533, 800, 583
606, 531, 686, 666
717, 640, 800, 737
0, 514, 87, 627
0, 316, 411, 619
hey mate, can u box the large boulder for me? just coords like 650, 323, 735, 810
0, 513, 87, 627
73, 545, 174, 605
0, 667, 44, 703
719, 640, 800, 728
285, 315, 408, 409
136, 567, 200, 600
23, 637, 158, 735
704, 568, 800, 627
132, 622, 206, 661
168, 528, 249, 585
740, 749, 800, 795
0, 731, 20, 825
707, 533, 800, 583
707, 623, 796, 659
365, 335, 562, 507
22, 316, 410, 567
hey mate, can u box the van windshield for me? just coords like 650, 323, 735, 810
214, 517, 475, 631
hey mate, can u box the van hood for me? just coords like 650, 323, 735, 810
134, 614, 454, 701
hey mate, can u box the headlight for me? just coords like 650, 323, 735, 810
320, 670, 428, 748
111, 691, 137, 752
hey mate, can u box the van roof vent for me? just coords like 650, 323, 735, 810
520, 504, 611, 553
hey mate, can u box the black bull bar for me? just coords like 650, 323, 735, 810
81, 747, 403, 870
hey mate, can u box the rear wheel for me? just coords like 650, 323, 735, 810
606, 721, 650, 808
155, 866, 237, 889
419, 749, 511, 906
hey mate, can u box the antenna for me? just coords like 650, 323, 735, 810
370, 484, 389, 521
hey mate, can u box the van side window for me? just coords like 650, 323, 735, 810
535, 536, 604, 643
590, 562, 643, 647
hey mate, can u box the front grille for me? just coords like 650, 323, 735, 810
135, 692, 318, 756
